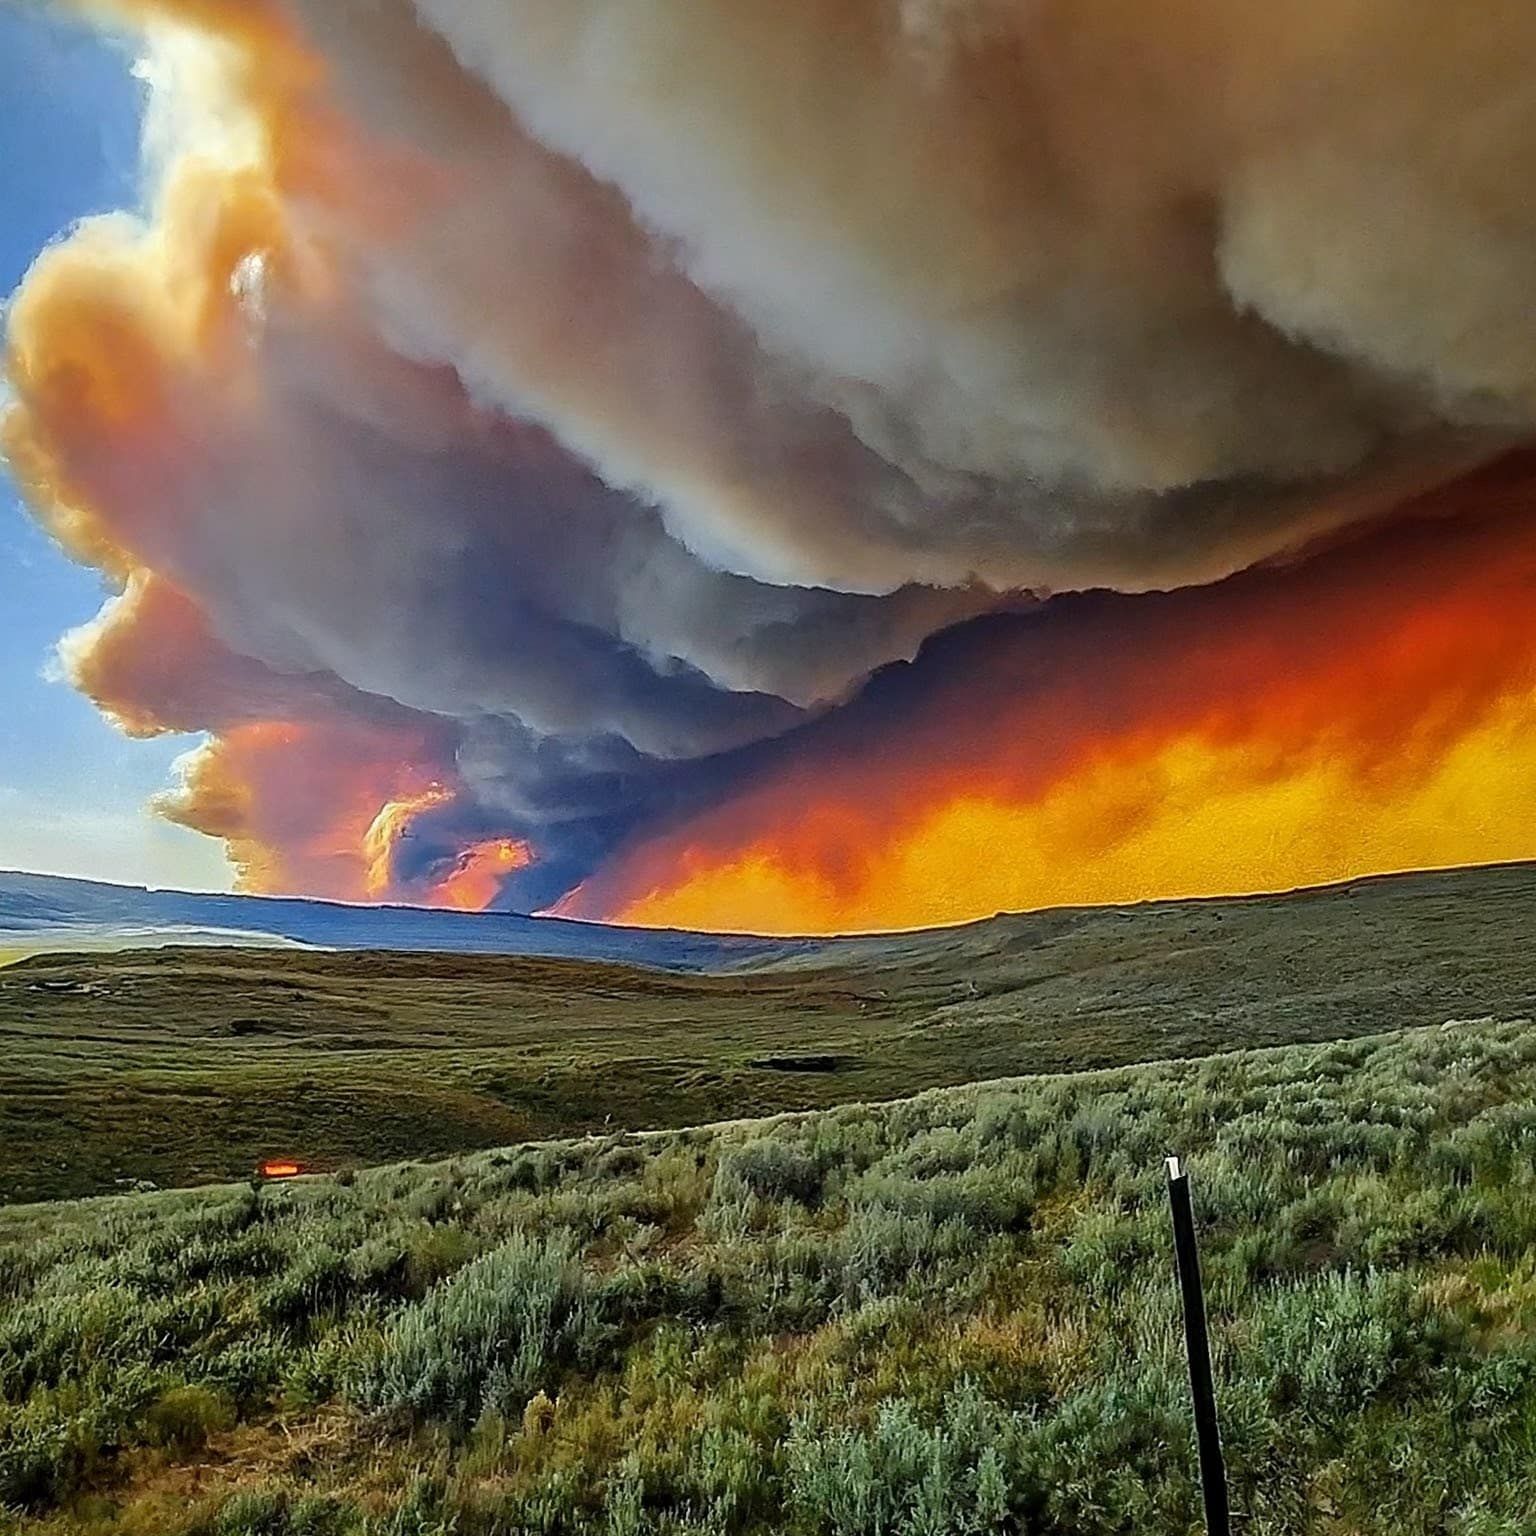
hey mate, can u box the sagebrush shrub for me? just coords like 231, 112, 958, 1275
351, 1229, 600, 1427
7, 1019, 1536, 1531
715, 1138, 825, 1207
142, 1383, 235, 1450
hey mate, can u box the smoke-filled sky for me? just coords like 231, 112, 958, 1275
6, 0, 1536, 930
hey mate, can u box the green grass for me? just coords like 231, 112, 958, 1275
5, 1016, 1536, 1533
7, 861, 1536, 1204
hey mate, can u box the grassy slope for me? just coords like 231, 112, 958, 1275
5, 1017, 1536, 1534
6, 862, 1536, 1204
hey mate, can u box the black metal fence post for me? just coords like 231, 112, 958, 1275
1167, 1155, 1231, 1536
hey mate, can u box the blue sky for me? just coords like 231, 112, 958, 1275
0, 3, 231, 890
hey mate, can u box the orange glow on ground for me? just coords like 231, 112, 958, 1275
258, 1160, 302, 1178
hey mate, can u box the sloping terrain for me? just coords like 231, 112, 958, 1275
0, 870, 808, 971
5, 862, 1536, 1203
4, 1018, 1535, 1534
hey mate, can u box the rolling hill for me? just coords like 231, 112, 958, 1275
0, 870, 806, 971
5, 1017, 1535, 1533
4, 861, 1535, 1203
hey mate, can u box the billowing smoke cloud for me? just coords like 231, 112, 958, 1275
567, 458, 1536, 929
8, 0, 1536, 927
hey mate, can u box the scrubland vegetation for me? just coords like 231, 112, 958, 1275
11, 860, 1536, 1204
4, 1017, 1536, 1533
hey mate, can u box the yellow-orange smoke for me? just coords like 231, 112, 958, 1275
13, 0, 1536, 926
599, 718, 1536, 934
362, 786, 452, 900
569, 461, 1536, 932
364, 793, 532, 911
159, 720, 452, 902
428, 839, 533, 912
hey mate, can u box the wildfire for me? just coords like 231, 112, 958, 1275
362, 792, 531, 911
428, 839, 533, 912
596, 716, 1536, 934
569, 468, 1536, 934
362, 785, 453, 900
13, 1, 1536, 938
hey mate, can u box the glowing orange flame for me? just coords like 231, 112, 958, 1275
362, 784, 453, 900
363, 792, 531, 911
428, 838, 532, 912
570, 464, 1536, 934
258, 1159, 302, 1179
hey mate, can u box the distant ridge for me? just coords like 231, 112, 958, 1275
6, 858, 1536, 1204
8, 858, 1536, 974
0, 869, 809, 972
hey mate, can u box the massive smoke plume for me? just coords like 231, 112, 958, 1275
9, 0, 1536, 929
